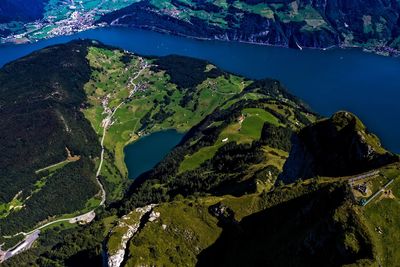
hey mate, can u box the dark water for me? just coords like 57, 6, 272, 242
124, 130, 184, 179
1, 27, 400, 153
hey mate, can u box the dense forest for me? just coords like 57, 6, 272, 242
0, 40, 101, 234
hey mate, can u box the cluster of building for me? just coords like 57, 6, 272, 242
47, 10, 97, 39
158, 7, 183, 19
1, 0, 105, 44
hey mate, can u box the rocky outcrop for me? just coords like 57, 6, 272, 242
209, 202, 237, 226
107, 204, 157, 267
280, 111, 398, 182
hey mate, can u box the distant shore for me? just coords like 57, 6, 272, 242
2, 24, 399, 58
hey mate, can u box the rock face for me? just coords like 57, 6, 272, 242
280, 111, 398, 182
98, 0, 400, 53
107, 204, 157, 267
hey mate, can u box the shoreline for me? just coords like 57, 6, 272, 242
1, 24, 399, 58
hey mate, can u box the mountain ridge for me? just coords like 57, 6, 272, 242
98, 0, 400, 56
1, 1, 400, 56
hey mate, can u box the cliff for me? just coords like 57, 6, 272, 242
280, 111, 398, 182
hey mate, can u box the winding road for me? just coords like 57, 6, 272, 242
1, 59, 149, 263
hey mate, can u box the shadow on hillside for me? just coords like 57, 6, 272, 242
279, 113, 399, 184
196, 185, 374, 267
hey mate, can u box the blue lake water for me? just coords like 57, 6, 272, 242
124, 130, 184, 179
1, 27, 400, 153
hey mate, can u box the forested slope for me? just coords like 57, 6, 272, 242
99, 0, 400, 55
0, 41, 101, 234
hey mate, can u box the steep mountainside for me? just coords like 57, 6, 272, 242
1, 0, 399, 55
103, 99, 397, 267
99, 0, 400, 55
0, 40, 399, 267
281, 111, 398, 182
0, 41, 101, 235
